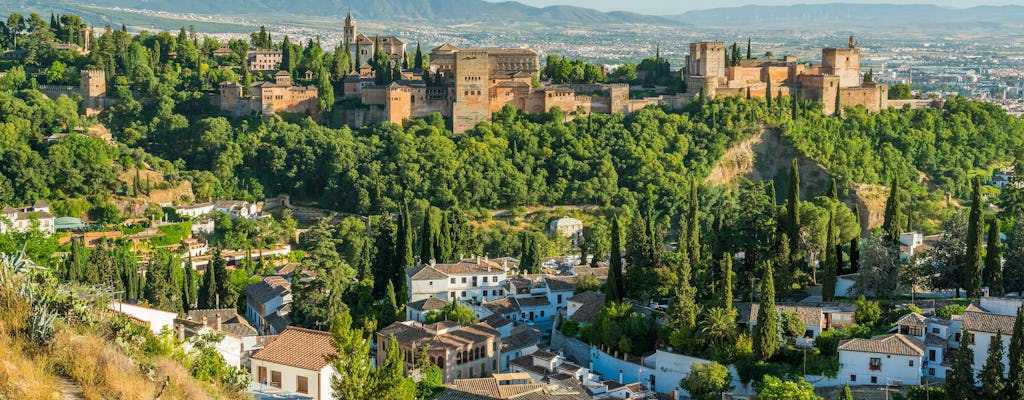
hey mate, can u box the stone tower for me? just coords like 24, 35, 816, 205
452, 51, 491, 134
344, 11, 357, 46
822, 46, 861, 89
686, 41, 726, 81
80, 70, 106, 99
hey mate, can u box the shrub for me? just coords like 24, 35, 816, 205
854, 296, 881, 328
560, 320, 581, 337
937, 304, 967, 319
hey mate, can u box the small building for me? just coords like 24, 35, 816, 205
214, 200, 261, 219
500, 325, 542, 372
176, 309, 260, 369
250, 327, 337, 399
963, 310, 1015, 381
245, 275, 293, 335
173, 202, 215, 219
247, 50, 283, 72
406, 257, 511, 304
108, 302, 178, 334
837, 333, 925, 386
377, 320, 502, 383
548, 217, 584, 246
53, 216, 86, 231
566, 291, 605, 326
438, 372, 590, 400
0, 202, 56, 234
407, 297, 449, 323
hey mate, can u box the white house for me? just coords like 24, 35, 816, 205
173, 202, 215, 219
214, 200, 261, 219
245, 275, 292, 335
250, 327, 337, 400
837, 333, 925, 386
894, 312, 963, 379
406, 257, 511, 303
176, 309, 260, 369
109, 302, 178, 334
406, 297, 449, 323
0, 201, 55, 235
548, 217, 584, 246
500, 325, 542, 372
963, 310, 1015, 381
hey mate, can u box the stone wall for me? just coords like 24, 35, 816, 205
550, 328, 592, 366
452, 51, 492, 134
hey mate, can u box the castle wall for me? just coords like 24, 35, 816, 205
839, 83, 888, 113
452, 51, 491, 134
798, 74, 841, 116
728, 66, 762, 84
763, 65, 791, 83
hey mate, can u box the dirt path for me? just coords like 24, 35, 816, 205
56, 376, 84, 400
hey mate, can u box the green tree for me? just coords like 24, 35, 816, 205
425, 300, 478, 326
198, 255, 218, 309
746, 38, 752, 59
980, 331, 1006, 400
317, 66, 335, 112
854, 296, 881, 328
946, 330, 977, 399
679, 362, 733, 400
720, 252, 734, 309
1009, 305, 1024, 399
785, 159, 801, 266
985, 217, 1004, 296
701, 306, 738, 347
371, 335, 416, 399
757, 376, 822, 400
838, 383, 853, 400
822, 210, 839, 301
330, 309, 373, 399
380, 280, 400, 327
607, 215, 624, 302
882, 177, 902, 243
687, 179, 701, 279
754, 260, 780, 360
965, 179, 984, 297
414, 42, 423, 70
280, 35, 295, 74
419, 207, 434, 263
889, 83, 913, 100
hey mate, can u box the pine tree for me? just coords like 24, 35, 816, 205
754, 260, 779, 360
791, 91, 799, 120
720, 252, 733, 310
435, 211, 452, 262
980, 331, 1007, 400
330, 310, 373, 399
419, 207, 434, 263
823, 211, 839, 301
687, 179, 701, 279
882, 177, 902, 243
838, 383, 853, 400
786, 159, 801, 263
607, 215, 624, 302
946, 330, 977, 399
986, 217, 1004, 296
1009, 305, 1024, 399
965, 179, 984, 297
414, 42, 423, 70
371, 335, 416, 398
372, 214, 398, 298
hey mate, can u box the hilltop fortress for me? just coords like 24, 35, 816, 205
685, 36, 888, 115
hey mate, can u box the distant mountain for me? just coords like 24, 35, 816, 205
73, 0, 674, 26
670, 4, 1024, 34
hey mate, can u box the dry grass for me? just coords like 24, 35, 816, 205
50, 331, 155, 400
0, 336, 60, 400
154, 357, 217, 400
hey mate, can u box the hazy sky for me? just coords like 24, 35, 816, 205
495, 0, 1020, 15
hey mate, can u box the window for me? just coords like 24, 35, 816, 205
540, 311, 545, 317
869, 357, 882, 371
850, 375, 856, 382
270, 371, 282, 388
493, 360, 497, 369
461, 291, 467, 297
870, 376, 878, 384
451, 278, 456, 284
457, 370, 462, 379
462, 277, 467, 284
929, 349, 936, 362
483, 277, 488, 283
297, 376, 309, 394
955, 333, 962, 342
557, 294, 562, 304
932, 327, 941, 334
909, 360, 915, 367
494, 276, 499, 282
929, 368, 935, 376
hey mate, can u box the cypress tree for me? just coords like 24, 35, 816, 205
882, 177, 902, 243
966, 179, 984, 297
210, 247, 231, 308
777, 234, 791, 291
786, 159, 801, 263
1009, 305, 1024, 399
822, 211, 839, 301
198, 260, 217, 309
381, 280, 400, 327
946, 330, 977, 399
766, 78, 773, 108
986, 217, 1004, 296
834, 87, 842, 116
720, 252, 733, 310
419, 207, 434, 263
754, 260, 779, 360
607, 215, 624, 302
687, 179, 701, 278
850, 206, 861, 273
281, 35, 295, 74
183, 255, 195, 312
143, 258, 171, 310
372, 214, 398, 298
354, 42, 362, 73
414, 42, 423, 70
791, 91, 799, 120
746, 87, 751, 100
398, 203, 414, 268
746, 38, 752, 60
317, 65, 335, 112
980, 331, 1007, 400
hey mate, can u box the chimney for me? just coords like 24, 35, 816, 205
476, 256, 481, 265
619, 369, 623, 384
201, 315, 208, 328
215, 313, 223, 331
503, 258, 508, 271
177, 324, 185, 340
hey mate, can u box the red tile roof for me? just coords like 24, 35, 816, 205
251, 327, 337, 371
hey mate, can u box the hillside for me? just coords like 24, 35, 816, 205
46, 0, 673, 26
671, 4, 1024, 35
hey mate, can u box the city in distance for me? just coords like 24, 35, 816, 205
0, 2, 1022, 400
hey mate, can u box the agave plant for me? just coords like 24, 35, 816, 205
29, 304, 58, 344
0, 247, 47, 288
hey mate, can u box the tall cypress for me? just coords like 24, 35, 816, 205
607, 215, 624, 302
419, 207, 434, 263
766, 78, 773, 108
822, 211, 839, 301
210, 247, 231, 308
753, 260, 779, 360
398, 203, 414, 268
281, 35, 295, 74
965, 179, 984, 298
882, 177, 901, 243
720, 252, 733, 310
985, 217, 1004, 296
198, 258, 217, 309
786, 159, 801, 263
946, 330, 977, 399
849, 206, 861, 273
183, 255, 195, 313
834, 87, 842, 116
414, 42, 423, 70
687, 179, 701, 278
1009, 306, 1024, 399
980, 331, 1007, 399
746, 38, 752, 59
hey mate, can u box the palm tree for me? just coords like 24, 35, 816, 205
701, 306, 739, 346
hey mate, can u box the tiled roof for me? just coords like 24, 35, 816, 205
438, 376, 588, 400
515, 296, 551, 308
409, 297, 449, 311
567, 291, 603, 304
434, 259, 506, 275
737, 303, 823, 327
544, 277, 576, 292
378, 321, 500, 351
482, 314, 513, 329
963, 311, 1016, 334
251, 327, 336, 370
245, 275, 291, 306
895, 312, 927, 327
483, 298, 520, 315
502, 325, 542, 352
568, 294, 605, 324
183, 309, 258, 337
838, 333, 925, 357
408, 264, 450, 280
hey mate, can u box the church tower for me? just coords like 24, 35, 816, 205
344, 11, 357, 46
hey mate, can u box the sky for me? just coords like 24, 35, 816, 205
493, 0, 1021, 15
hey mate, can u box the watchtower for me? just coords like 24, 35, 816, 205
344, 11, 357, 45
80, 69, 106, 99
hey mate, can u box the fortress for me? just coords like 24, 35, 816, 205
685, 36, 888, 115
218, 70, 320, 119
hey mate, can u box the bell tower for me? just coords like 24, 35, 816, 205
344, 11, 357, 46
